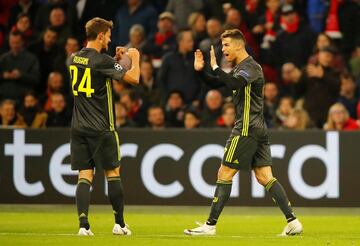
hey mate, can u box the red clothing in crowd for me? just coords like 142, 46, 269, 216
342, 118, 359, 130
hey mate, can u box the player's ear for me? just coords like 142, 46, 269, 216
98, 32, 104, 41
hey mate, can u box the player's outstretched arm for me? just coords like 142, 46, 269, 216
122, 48, 140, 85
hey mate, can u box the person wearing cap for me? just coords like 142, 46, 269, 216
142, 11, 177, 64
269, 4, 315, 69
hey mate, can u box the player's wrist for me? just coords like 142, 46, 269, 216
212, 64, 219, 71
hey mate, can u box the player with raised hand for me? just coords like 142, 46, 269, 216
184, 29, 303, 236
68, 17, 140, 236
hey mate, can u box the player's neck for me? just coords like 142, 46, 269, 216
235, 50, 249, 64
86, 41, 102, 53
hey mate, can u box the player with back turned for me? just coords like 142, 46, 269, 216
184, 29, 303, 236
68, 17, 140, 236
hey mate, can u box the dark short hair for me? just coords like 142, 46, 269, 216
121, 89, 140, 102
167, 90, 184, 101
24, 90, 39, 100
10, 30, 24, 40
176, 29, 192, 43
148, 105, 164, 113
221, 29, 246, 44
340, 72, 355, 81
85, 17, 113, 41
185, 109, 200, 119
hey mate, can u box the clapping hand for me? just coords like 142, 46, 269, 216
194, 49, 204, 71
210, 45, 218, 70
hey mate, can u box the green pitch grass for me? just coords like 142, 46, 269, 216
0, 205, 359, 246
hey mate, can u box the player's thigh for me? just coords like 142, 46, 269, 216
70, 133, 94, 171
222, 135, 258, 171
252, 139, 272, 169
93, 131, 121, 170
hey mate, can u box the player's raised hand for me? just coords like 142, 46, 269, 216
210, 45, 218, 69
194, 49, 204, 71
127, 48, 140, 60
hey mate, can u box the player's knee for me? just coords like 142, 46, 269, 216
217, 164, 237, 181
105, 167, 121, 178
255, 172, 273, 186
78, 171, 94, 183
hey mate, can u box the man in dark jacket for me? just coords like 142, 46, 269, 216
294, 46, 340, 128
157, 30, 202, 105
0, 31, 40, 102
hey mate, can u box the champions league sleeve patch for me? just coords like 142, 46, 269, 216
114, 63, 123, 71
238, 70, 250, 81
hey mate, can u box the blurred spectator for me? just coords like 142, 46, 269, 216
125, 24, 146, 52
217, 102, 235, 129
19, 91, 47, 128
201, 89, 223, 127
0, 31, 40, 102
294, 46, 340, 128
275, 96, 294, 128
0, 25, 4, 53
252, 0, 281, 49
203, 0, 229, 22
165, 0, 204, 30
308, 33, 345, 73
115, 101, 136, 129
280, 62, 301, 97
184, 109, 200, 129
112, 0, 157, 46
138, 59, 161, 107
33, 0, 78, 38
199, 18, 223, 65
0, 99, 26, 128
223, 8, 259, 58
42, 71, 65, 112
187, 12, 207, 49
337, 0, 360, 61
10, 13, 34, 46
270, 4, 315, 69
48, 7, 72, 45
157, 30, 202, 105
263, 82, 279, 128
8, 0, 39, 29
165, 90, 186, 127
283, 108, 311, 130
306, 0, 327, 33
338, 73, 358, 119
28, 26, 60, 94
45, 92, 70, 127
76, 0, 122, 43
147, 105, 166, 129
236, 0, 265, 31
142, 11, 177, 67
54, 36, 80, 86
323, 103, 359, 130
120, 89, 148, 127
349, 42, 360, 80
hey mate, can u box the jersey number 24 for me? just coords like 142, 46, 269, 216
69, 65, 94, 98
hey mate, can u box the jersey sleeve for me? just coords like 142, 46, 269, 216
97, 54, 127, 81
215, 62, 261, 90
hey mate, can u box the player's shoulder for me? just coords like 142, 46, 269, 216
234, 56, 262, 80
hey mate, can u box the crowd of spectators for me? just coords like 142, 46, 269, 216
0, 0, 359, 131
